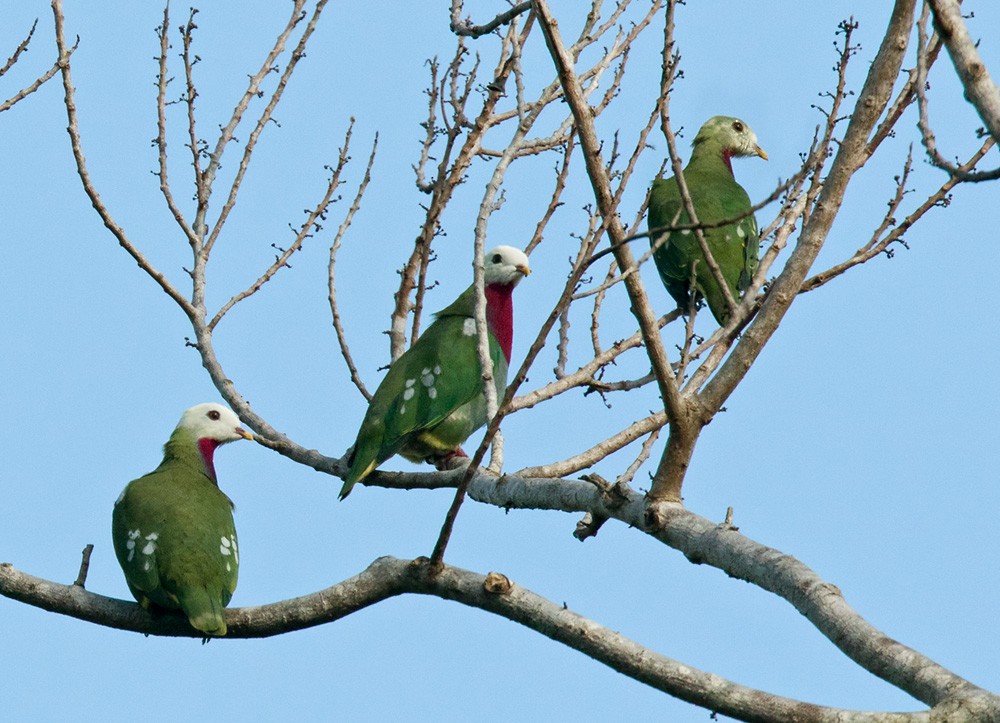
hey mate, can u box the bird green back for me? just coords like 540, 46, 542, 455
648, 117, 763, 325
648, 168, 758, 325
112, 431, 239, 636
343, 285, 506, 495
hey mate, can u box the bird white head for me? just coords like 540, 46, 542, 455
694, 116, 768, 160
176, 403, 254, 444
484, 245, 531, 287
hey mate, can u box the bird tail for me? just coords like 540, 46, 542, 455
339, 461, 374, 500
702, 287, 732, 326
178, 587, 228, 636
340, 443, 378, 500
698, 269, 742, 326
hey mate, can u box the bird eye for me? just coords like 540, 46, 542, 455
207, 409, 221, 421
492, 253, 502, 263
732, 121, 744, 133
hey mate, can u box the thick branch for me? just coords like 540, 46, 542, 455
3, 554, 983, 721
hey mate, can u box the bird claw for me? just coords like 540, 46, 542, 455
432, 449, 471, 471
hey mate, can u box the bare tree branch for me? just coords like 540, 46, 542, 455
0, 18, 68, 114
928, 0, 1000, 145
516, 410, 666, 479
916, 1, 1000, 180
52, 0, 193, 316
802, 137, 995, 293
200, 1, 322, 256
450, 0, 532, 39
6, 489, 999, 719
154, 5, 199, 249
329, 131, 379, 402
0, 556, 941, 721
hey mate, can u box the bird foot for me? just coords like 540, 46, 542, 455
432, 449, 470, 471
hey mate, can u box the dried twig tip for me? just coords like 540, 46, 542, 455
73, 543, 95, 588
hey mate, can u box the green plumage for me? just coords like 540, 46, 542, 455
649, 116, 766, 325
341, 245, 530, 499
342, 287, 507, 497
112, 404, 251, 636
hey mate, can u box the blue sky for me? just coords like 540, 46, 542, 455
2, 1, 999, 720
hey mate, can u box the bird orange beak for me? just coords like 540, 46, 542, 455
517, 264, 531, 277
755, 146, 768, 161
237, 427, 254, 441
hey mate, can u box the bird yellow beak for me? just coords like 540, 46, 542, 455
517, 264, 531, 277
237, 428, 254, 441
755, 146, 768, 161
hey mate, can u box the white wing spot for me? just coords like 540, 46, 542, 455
428, 387, 438, 400
463, 318, 476, 336
226, 562, 232, 572
736, 225, 746, 239
405, 378, 416, 387
141, 539, 157, 556
220, 536, 231, 548
433, 365, 441, 375
143, 560, 151, 571
399, 404, 407, 415
126, 529, 140, 562
421, 367, 431, 375
403, 387, 415, 401
681, 229, 691, 236
421, 372, 435, 387
232, 536, 239, 564
220, 544, 232, 557
724, 234, 731, 241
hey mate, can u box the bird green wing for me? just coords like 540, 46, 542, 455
649, 177, 695, 308
112, 482, 166, 606
343, 313, 505, 495
648, 172, 758, 325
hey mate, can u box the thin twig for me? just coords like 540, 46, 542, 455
802, 137, 995, 293
51, 0, 193, 316
210, 118, 359, 329
202, 1, 322, 256
517, 411, 667, 479
329, 132, 379, 401
0, 19, 69, 114
154, 5, 199, 249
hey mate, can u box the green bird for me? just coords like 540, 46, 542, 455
648, 115, 767, 325
341, 245, 531, 499
112, 403, 253, 636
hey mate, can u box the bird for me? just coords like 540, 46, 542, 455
648, 115, 767, 326
112, 403, 253, 637
340, 245, 531, 499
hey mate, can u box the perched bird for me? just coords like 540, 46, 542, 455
648, 115, 767, 325
112, 403, 253, 636
341, 245, 531, 499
